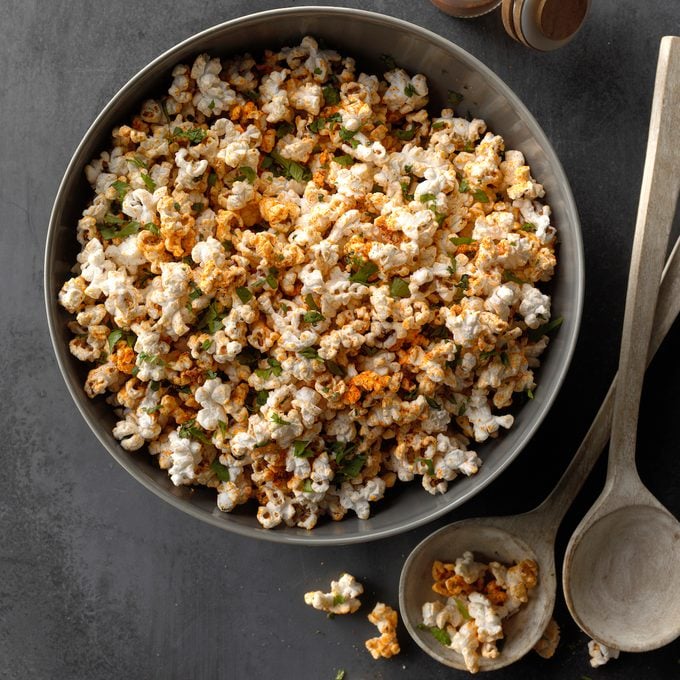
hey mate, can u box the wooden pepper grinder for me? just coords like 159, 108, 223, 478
431, 0, 590, 51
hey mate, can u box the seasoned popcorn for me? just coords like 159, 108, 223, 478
533, 617, 560, 659
59, 37, 558, 529
588, 639, 619, 668
304, 572, 363, 615
365, 602, 401, 659
421, 552, 538, 673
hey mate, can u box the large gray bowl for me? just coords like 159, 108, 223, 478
44, 7, 584, 545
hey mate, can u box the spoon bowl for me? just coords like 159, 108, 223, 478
399, 516, 556, 671
564, 500, 680, 651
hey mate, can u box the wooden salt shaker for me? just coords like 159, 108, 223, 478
431, 0, 590, 50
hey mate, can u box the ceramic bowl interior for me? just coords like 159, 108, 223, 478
44, 7, 584, 545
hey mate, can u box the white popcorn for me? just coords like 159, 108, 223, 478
190, 53, 236, 116
166, 430, 202, 486
175, 148, 209, 189
304, 572, 363, 614
519, 283, 551, 329
383, 69, 428, 113
588, 640, 620, 668
195, 378, 231, 430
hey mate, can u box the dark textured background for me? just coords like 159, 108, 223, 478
2, 1, 680, 678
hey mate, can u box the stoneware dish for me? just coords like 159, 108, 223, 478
44, 6, 584, 544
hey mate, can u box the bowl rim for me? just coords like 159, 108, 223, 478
44, 5, 584, 545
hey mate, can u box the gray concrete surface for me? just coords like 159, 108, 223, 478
2, 1, 679, 678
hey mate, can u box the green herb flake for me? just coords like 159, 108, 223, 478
211, 458, 230, 482
334, 154, 354, 167
322, 85, 340, 106
431, 121, 446, 131
208, 100, 215, 110
425, 396, 441, 410
293, 440, 314, 458
332, 594, 346, 606
325, 360, 346, 377
144, 222, 160, 236
472, 188, 489, 203
339, 126, 357, 142
244, 90, 259, 102
265, 268, 279, 290
142, 404, 161, 414
349, 260, 379, 286
178, 418, 210, 445
271, 412, 289, 426
419, 192, 437, 204
450, 236, 475, 246
313, 67, 322, 75
335, 670, 346, 680
201, 338, 213, 351
303, 310, 325, 325
521, 222, 537, 232
305, 293, 319, 311
302, 479, 314, 493
191, 202, 204, 212
208, 172, 218, 187
140, 173, 156, 192
99, 219, 141, 241
149, 381, 160, 392
255, 390, 269, 407
528, 316, 564, 342
236, 287, 253, 303
404, 83, 417, 97
418, 624, 452, 647
455, 598, 471, 620
269, 150, 311, 183
274, 123, 293, 140
188, 284, 203, 301
107, 329, 124, 352
298, 347, 320, 360
197, 301, 226, 334
448, 90, 464, 107
111, 180, 130, 201
458, 178, 470, 193
173, 126, 207, 145
337, 454, 366, 480
417, 457, 435, 476
236, 166, 257, 184
395, 126, 416, 141
380, 53, 397, 70
389, 277, 410, 299
218, 420, 228, 436
205, 369, 217, 379
129, 156, 147, 169
527, 388, 535, 400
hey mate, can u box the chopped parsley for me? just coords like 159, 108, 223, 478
431, 121, 446, 131
332, 594, 346, 606
322, 85, 340, 105
527, 316, 564, 342
418, 624, 452, 647
188, 283, 203, 301
459, 178, 470, 192
448, 90, 464, 107
472, 188, 489, 203
140, 173, 156, 192
325, 360, 346, 377
265, 267, 279, 289
302, 479, 315, 493
208, 172, 217, 187
336, 454, 366, 481
236, 286, 253, 303
417, 457, 435, 476
255, 357, 283, 380
502, 271, 526, 284
269, 150, 311, 182
293, 440, 314, 458
305, 293, 320, 311
425, 396, 441, 410
197, 301, 226, 334
419, 192, 437, 203
404, 83, 417, 97
172, 126, 207, 145
211, 458, 230, 482
236, 166, 256, 184
455, 598, 471, 620
395, 126, 417, 141
107, 328, 136, 352
129, 156, 147, 169
178, 418, 210, 445
521, 222, 537, 232
453, 274, 470, 301
201, 338, 213, 351
303, 310, 325, 325
450, 236, 475, 246
270, 412, 289, 426
334, 154, 354, 167
349, 260, 379, 285
389, 277, 410, 299
275, 122, 294, 138
99, 218, 141, 240
111, 180, 130, 201
191, 202, 204, 212
144, 222, 160, 236
298, 347, 321, 360
380, 53, 397, 70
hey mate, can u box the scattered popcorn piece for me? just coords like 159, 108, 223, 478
366, 603, 401, 659
304, 573, 364, 615
588, 639, 620, 668
533, 618, 560, 659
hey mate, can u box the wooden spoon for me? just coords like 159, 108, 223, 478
400, 233, 680, 671
562, 35, 680, 652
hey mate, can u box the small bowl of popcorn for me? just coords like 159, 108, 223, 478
399, 521, 555, 672
45, 6, 584, 544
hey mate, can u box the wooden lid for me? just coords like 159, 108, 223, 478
502, 0, 589, 51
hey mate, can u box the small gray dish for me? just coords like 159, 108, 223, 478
44, 6, 584, 545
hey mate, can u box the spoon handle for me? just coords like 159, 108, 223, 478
535, 235, 680, 527
607, 36, 680, 480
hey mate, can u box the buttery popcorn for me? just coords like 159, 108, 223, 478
420, 552, 538, 673
59, 37, 559, 529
